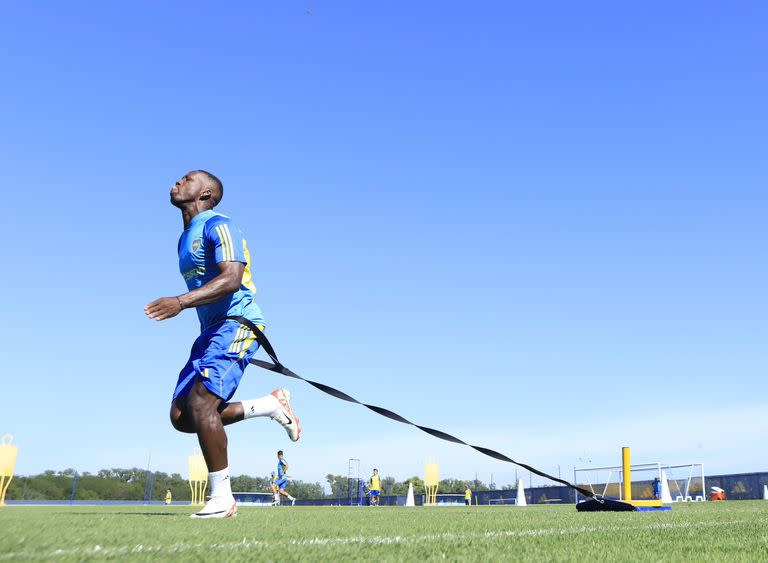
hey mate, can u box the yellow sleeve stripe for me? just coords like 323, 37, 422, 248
218, 225, 232, 261
222, 224, 235, 261
215, 225, 227, 260
215, 224, 236, 261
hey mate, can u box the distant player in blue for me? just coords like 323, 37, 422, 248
145, 171, 302, 519
273, 450, 296, 505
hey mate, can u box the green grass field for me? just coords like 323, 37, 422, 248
1, 502, 767, 561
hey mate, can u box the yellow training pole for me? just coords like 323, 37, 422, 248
0, 435, 18, 506
188, 450, 208, 505
622, 447, 632, 502
424, 462, 439, 506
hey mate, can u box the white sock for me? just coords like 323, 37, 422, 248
287, 494, 295, 501
209, 467, 232, 499
241, 395, 280, 419
274, 493, 280, 502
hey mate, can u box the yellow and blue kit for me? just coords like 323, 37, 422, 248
172, 210, 266, 401
370, 474, 381, 497
275, 458, 288, 489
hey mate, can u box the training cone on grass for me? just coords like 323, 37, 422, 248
516, 479, 527, 506
661, 470, 673, 503
405, 483, 415, 507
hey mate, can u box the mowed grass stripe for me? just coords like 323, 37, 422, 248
1, 503, 767, 561
1, 519, 763, 560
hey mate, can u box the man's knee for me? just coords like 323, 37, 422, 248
170, 401, 194, 433
186, 383, 221, 423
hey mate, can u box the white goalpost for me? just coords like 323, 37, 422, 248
663, 463, 707, 502
574, 461, 705, 504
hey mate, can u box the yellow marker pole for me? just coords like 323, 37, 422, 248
622, 447, 632, 502
0, 435, 18, 506
424, 462, 439, 506
188, 450, 208, 505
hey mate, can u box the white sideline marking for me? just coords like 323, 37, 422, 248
0, 518, 763, 559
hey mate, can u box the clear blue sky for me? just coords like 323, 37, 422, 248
2, 1, 766, 488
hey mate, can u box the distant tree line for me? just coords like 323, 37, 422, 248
5, 468, 496, 501
324, 474, 494, 498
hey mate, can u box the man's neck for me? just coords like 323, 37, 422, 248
180, 202, 213, 229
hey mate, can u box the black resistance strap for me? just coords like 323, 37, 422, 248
226, 316, 597, 500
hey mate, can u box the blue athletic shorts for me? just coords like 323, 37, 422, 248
371, 490, 380, 497
275, 477, 288, 489
173, 320, 261, 402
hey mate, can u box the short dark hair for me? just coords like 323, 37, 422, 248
374, 468, 378, 472
277, 450, 283, 456
196, 170, 223, 206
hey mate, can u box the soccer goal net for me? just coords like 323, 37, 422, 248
574, 462, 705, 503
663, 464, 706, 502
488, 497, 516, 506
421, 493, 466, 506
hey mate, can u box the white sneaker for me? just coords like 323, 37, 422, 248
190, 496, 237, 519
270, 388, 301, 442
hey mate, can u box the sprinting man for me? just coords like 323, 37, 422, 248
369, 468, 381, 506
274, 450, 296, 505
145, 170, 302, 519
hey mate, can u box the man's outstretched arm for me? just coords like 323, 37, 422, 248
145, 261, 244, 321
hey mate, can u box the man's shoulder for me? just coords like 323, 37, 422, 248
202, 213, 244, 245
203, 212, 235, 230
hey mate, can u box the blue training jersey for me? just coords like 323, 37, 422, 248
178, 210, 266, 331
277, 458, 287, 478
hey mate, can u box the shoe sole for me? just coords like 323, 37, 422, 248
272, 388, 302, 442
190, 502, 237, 519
